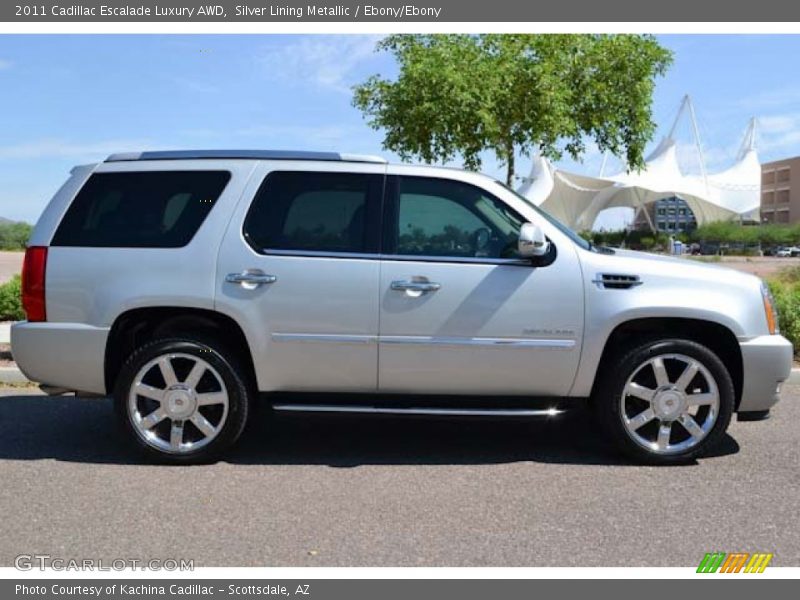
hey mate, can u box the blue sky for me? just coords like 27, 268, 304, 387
1, 34, 799, 225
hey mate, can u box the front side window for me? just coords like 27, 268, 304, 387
244, 171, 380, 254
388, 177, 525, 259
52, 171, 231, 248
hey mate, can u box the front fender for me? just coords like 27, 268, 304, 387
569, 300, 748, 398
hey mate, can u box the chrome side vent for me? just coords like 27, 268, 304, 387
593, 273, 642, 290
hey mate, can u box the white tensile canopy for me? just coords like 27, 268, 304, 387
516, 96, 761, 231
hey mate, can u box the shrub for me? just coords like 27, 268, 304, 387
691, 221, 800, 248
0, 274, 24, 321
582, 221, 800, 251
639, 236, 655, 249
767, 277, 800, 355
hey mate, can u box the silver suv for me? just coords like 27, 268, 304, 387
12, 150, 793, 464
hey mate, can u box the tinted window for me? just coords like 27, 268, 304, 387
52, 171, 230, 248
244, 171, 380, 254
390, 177, 525, 259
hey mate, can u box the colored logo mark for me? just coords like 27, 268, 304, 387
697, 552, 773, 573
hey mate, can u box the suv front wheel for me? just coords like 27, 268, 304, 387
595, 338, 735, 464
114, 338, 251, 464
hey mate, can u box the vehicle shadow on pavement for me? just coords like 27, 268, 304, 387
0, 394, 740, 467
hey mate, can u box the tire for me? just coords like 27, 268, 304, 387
594, 338, 734, 465
114, 337, 251, 464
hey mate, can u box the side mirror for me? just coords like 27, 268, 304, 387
518, 222, 550, 258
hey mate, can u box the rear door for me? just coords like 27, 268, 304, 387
216, 161, 385, 393
377, 173, 584, 396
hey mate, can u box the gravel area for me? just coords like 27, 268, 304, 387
0, 251, 22, 283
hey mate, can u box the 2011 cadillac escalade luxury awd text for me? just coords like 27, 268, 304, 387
11, 150, 793, 464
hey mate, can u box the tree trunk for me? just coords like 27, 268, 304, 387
505, 140, 515, 186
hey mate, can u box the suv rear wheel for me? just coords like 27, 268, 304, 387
114, 338, 251, 464
595, 338, 734, 464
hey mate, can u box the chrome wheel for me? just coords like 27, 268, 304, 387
620, 353, 720, 455
127, 352, 229, 454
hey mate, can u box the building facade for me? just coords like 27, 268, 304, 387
761, 156, 800, 224
633, 196, 698, 232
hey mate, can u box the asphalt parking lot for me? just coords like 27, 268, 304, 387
0, 385, 798, 568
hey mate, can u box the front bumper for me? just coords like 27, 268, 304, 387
738, 334, 793, 412
11, 322, 109, 395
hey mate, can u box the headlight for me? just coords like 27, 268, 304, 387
761, 282, 779, 335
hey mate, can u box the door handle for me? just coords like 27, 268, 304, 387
391, 280, 441, 294
226, 270, 277, 287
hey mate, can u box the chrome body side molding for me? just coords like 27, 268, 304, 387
272, 404, 563, 417
270, 333, 576, 349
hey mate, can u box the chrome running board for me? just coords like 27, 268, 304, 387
271, 404, 563, 417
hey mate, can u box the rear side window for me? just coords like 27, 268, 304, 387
243, 171, 381, 254
52, 171, 231, 248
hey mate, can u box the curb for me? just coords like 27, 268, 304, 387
0, 366, 30, 384
2, 366, 800, 387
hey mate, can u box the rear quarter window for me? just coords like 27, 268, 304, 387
51, 170, 231, 248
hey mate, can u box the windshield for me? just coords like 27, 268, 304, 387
494, 181, 592, 251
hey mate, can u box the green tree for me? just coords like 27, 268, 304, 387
353, 34, 672, 184
0, 221, 33, 250
691, 221, 737, 244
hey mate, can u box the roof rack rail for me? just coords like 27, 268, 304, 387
104, 150, 387, 164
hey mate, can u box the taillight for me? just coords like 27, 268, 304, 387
21, 246, 47, 322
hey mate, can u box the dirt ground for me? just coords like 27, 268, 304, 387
687, 255, 800, 279
0, 252, 23, 284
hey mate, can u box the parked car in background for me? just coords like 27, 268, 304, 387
12, 150, 794, 465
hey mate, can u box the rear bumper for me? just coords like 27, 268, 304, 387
11, 322, 109, 395
738, 334, 793, 412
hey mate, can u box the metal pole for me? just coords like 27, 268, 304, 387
685, 95, 709, 193
668, 95, 689, 140
635, 188, 657, 233
737, 117, 757, 161
599, 152, 609, 178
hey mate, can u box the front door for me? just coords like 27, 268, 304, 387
378, 174, 584, 396
216, 163, 384, 393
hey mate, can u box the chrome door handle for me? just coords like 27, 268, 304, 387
225, 270, 277, 286
391, 280, 441, 293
